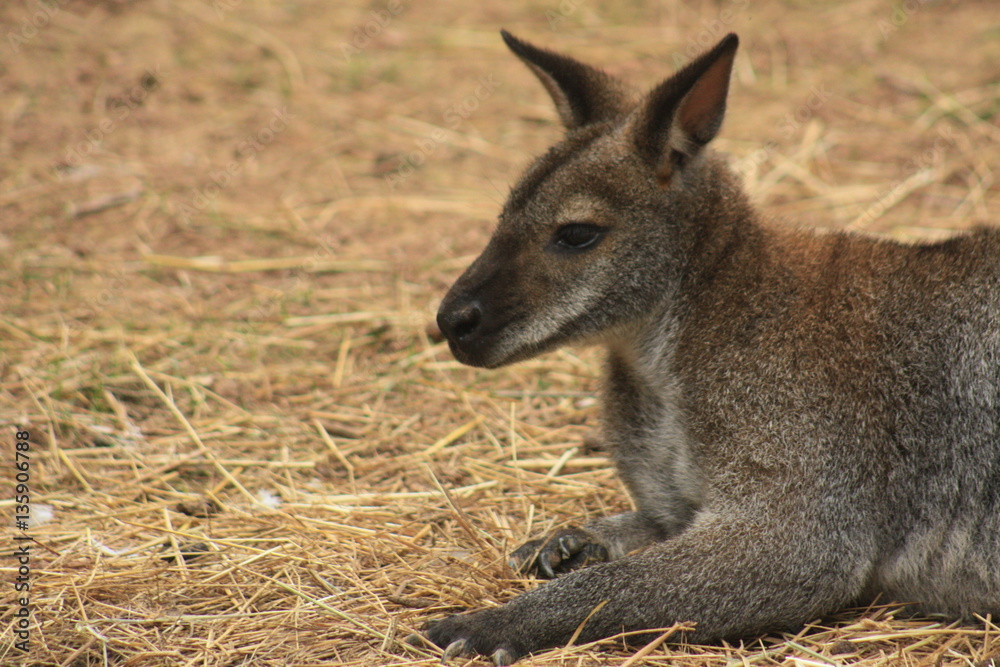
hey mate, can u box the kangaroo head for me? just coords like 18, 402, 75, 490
437, 31, 739, 368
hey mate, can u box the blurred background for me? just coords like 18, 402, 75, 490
1, 0, 998, 665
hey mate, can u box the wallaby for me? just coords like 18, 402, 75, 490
427, 30, 1000, 665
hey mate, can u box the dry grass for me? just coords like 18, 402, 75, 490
1, 0, 999, 665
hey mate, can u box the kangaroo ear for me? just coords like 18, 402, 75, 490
631, 33, 739, 185
501, 29, 632, 130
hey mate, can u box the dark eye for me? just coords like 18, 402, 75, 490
551, 223, 606, 252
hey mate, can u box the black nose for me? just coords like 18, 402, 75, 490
438, 300, 482, 342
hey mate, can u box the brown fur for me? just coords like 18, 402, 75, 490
429, 31, 1000, 665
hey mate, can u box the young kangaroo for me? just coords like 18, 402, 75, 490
428, 31, 1000, 665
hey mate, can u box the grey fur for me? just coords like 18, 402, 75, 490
428, 30, 1000, 663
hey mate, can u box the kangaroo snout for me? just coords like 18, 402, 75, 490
436, 288, 499, 368
437, 298, 482, 344
437, 245, 537, 368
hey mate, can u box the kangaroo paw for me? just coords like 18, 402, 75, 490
425, 611, 525, 664
509, 527, 609, 578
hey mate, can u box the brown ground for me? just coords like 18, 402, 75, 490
2, 0, 999, 665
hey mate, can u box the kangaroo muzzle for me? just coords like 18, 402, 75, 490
437, 298, 483, 349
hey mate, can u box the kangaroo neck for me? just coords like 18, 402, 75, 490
676, 156, 764, 293
605, 158, 765, 400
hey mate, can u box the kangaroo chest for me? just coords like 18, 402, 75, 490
602, 352, 706, 531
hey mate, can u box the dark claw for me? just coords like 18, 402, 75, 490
558, 532, 582, 558
539, 552, 556, 579
442, 638, 469, 661
492, 647, 516, 666
508, 537, 543, 573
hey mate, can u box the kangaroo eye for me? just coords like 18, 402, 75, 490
551, 223, 606, 252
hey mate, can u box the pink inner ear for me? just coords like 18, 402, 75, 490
677, 51, 734, 143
